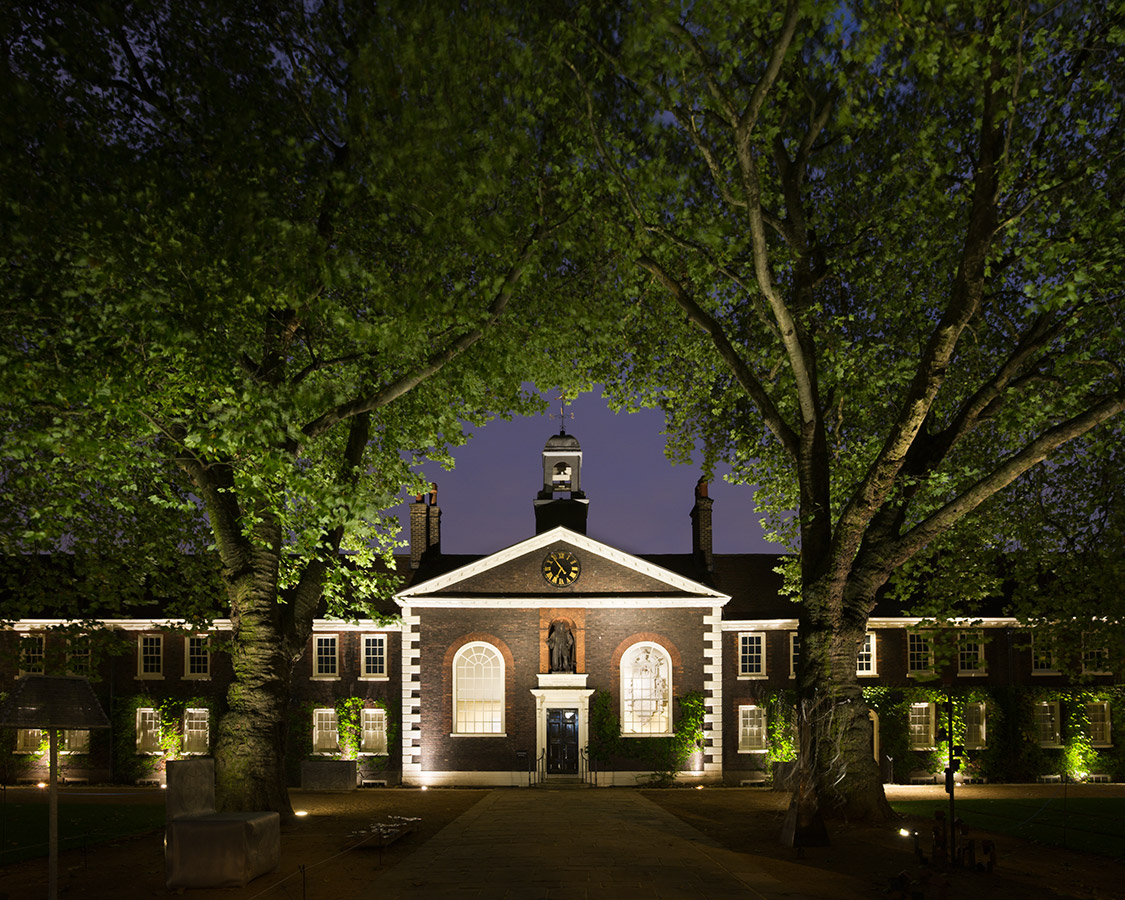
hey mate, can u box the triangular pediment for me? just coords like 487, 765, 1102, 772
396, 527, 727, 605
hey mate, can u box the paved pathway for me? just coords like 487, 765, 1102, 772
366, 789, 797, 900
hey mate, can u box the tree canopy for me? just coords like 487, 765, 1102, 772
0, 0, 600, 811
556, 0, 1125, 821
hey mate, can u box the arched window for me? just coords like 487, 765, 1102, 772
453, 642, 504, 734
621, 642, 672, 736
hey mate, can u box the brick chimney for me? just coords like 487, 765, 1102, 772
690, 477, 713, 571
410, 483, 441, 569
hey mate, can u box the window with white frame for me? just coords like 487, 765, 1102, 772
313, 708, 339, 753
1031, 633, 1058, 673
1085, 701, 1111, 747
314, 635, 338, 678
621, 642, 672, 736
182, 709, 209, 754
738, 632, 765, 678
738, 705, 767, 752
362, 707, 388, 753
453, 642, 505, 735
789, 633, 800, 678
1035, 701, 1061, 747
909, 703, 936, 749
61, 730, 90, 752
1082, 638, 1111, 675
185, 636, 210, 679
66, 638, 91, 676
16, 728, 43, 752
964, 702, 986, 749
361, 635, 387, 679
856, 633, 877, 676
136, 707, 161, 753
958, 633, 985, 675
907, 634, 932, 675
137, 634, 163, 679
20, 634, 45, 675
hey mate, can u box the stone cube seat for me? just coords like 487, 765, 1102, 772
165, 759, 280, 890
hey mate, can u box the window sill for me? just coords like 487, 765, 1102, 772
736, 748, 767, 754
358, 675, 389, 682
857, 671, 879, 678
450, 732, 507, 738
311, 676, 341, 682
358, 751, 389, 756
906, 671, 933, 679
622, 732, 674, 739
1039, 742, 1064, 749
737, 674, 767, 681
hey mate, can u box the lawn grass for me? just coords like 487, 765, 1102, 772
0, 802, 166, 866
891, 797, 1125, 859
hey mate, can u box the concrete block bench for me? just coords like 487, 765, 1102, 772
165, 759, 280, 890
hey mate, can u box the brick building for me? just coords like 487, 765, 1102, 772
2, 431, 1121, 787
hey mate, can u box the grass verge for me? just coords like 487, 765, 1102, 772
891, 797, 1125, 859
0, 802, 165, 866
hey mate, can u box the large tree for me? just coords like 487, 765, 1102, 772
0, 1, 595, 813
558, 0, 1125, 822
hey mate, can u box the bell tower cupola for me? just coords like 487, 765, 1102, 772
534, 430, 589, 534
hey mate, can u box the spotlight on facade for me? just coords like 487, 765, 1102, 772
295, 810, 308, 817
421, 785, 429, 791
37, 782, 47, 789
898, 828, 911, 837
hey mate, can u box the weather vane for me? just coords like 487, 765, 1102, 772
549, 393, 574, 436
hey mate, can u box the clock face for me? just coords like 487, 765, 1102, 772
542, 549, 581, 587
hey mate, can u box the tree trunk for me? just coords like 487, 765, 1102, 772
213, 553, 296, 815
797, 585, 894, 824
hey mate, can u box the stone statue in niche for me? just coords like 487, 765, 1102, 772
547, 620, 576, 673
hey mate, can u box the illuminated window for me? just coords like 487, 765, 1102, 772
738, 705, 767, 752
138, 634, 163, 679
314, 636, 338, 678
789, 633, 800, 678
20, 634, 45, 675
313, 708, 339, 752
907, 634, 932, 675
964, 702, 986, 749
361, 635, 386, 679
1035, 701, 1061, 747
958, 633, 985, 675
16, 729, 43, 752
909, 703, 935, 749
183, 709, 209, 754
63, 730, 90, 752
453, 642, 505, 735
1086, 702, 1111, 747
362, 708, 388, 753
621, 642, 672, 736
136, 708, 160, 753
856, 633, 877, 676
185, 636, 210, 679
738, 633, 765, 678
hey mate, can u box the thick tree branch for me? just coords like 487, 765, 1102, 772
636, 254, 799, 460
300, 225, 540, 441
890, 392, 1125, 569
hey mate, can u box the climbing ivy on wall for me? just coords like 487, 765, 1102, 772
110, 694, 214, 783
586, 689, 706, 785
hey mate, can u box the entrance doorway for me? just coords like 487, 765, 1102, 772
546, 708, 579, 774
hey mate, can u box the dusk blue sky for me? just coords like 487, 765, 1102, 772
391, 387, 777, 556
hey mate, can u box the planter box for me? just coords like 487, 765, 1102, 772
300, 760, 357, 791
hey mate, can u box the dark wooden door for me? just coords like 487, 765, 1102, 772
546, 708, 579, 774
